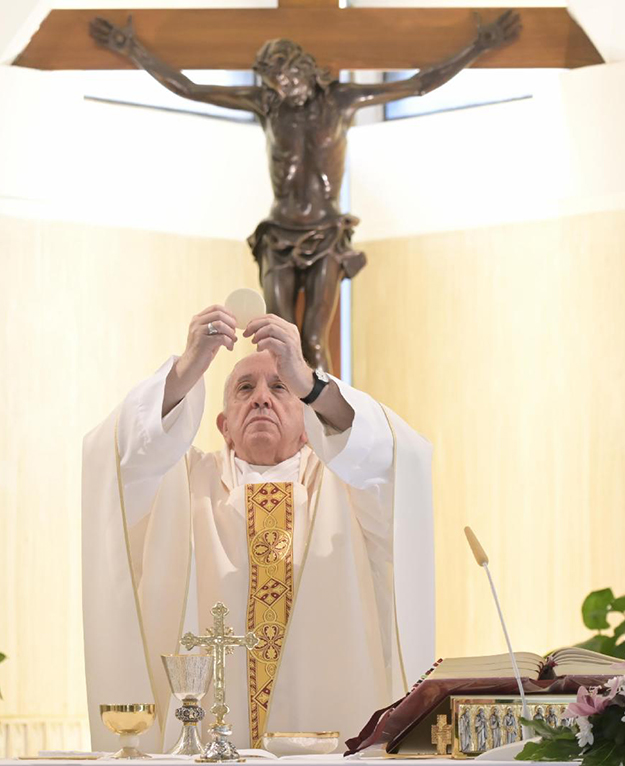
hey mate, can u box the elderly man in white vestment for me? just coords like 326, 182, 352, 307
82, 308, 434, 754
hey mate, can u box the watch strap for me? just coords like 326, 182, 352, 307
300, 371, 329, 405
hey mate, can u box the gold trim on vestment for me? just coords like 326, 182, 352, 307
113, 419, 194, 751
114, 419, 160, 723
380, 406, 409, 696
167, 452, 195, 753
262, 464, 324, 742
176, 453, 194, 647
245, 482, 295, 748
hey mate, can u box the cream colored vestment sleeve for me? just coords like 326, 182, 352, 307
303, 374, 394, 490
82, 357, 203, 751
303, 375, 435, 696
116, 356, 205, 525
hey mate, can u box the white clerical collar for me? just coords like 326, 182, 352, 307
233, 451, 302, 486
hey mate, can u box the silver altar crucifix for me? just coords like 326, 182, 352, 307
180, 602, 259, 763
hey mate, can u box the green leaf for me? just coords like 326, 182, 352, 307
516, 739, 581, 761
520, 717, 578, 742
521, 716, 560, 741
516, 741, 545, 761
553, 728, 579, 742
601, 636, 617, 654
576, 635, 617, 654
613, 621, 625, 641
598, 707, 624, 742
610, 642, 625, 659
581, 741, 625, 766
582, 589, 615, 630
611, 596, 625, 612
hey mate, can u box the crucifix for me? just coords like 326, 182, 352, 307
431, 714, 453, 755
88, 6, 521, 373
13, 3, 601, 374
180, 602, 259, 763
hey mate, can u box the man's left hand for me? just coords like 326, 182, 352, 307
243, 315, 314, 399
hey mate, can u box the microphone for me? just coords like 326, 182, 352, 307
464, 526, 532, 738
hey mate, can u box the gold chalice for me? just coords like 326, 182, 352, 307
100, 704, 156, 759
161, 654, 212, 755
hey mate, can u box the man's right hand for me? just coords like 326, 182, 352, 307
179, 306, 237, 374
89, 16, 137, 57
163, 306, 237, 417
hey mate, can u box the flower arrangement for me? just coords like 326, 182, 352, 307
516, 676, 625, 766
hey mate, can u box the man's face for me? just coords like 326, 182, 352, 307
217, 351, 306, 465
256, 48, 315, 106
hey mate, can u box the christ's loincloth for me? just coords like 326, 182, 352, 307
247, 214, 367, 283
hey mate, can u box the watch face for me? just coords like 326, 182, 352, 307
315, 368, 330, 383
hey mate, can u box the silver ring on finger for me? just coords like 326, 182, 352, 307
206, 322, 219, 336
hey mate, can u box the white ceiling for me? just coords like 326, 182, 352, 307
569, 0, 625, 63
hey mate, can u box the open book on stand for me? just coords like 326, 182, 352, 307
346, 648, 625, 759
428, 646, 624, 681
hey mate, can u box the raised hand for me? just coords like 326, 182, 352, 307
474, 10, 521, 53
181, 305, 238, 373
162, 306, 238, 417
243, 315, 313, 399
89, 15, 137, 57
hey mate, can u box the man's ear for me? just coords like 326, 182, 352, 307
217, 412, 231, 446
299, 428, 308, 448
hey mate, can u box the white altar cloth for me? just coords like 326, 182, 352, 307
0, 757, 573, 766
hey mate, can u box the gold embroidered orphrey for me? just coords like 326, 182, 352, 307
246, 482, 295, 748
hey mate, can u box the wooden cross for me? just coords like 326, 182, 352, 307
180, 601, 259, 726
431, 714, 453, 755
14, 2, 601, 72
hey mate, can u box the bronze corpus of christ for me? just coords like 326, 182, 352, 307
90, 11, 520, 372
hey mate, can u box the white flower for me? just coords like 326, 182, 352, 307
575, 717, 594, 748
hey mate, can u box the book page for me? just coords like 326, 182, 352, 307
552, 647, 625, 676
430, 652, 543, 680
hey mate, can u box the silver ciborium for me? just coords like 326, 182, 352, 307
161, 654, 212, 755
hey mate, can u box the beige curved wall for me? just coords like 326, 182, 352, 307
353, 209, 625, 660
0, 215, 258, 752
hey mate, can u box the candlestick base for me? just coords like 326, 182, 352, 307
197, 722, 243, 763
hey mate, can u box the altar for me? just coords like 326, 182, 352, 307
0, 757, 570, 766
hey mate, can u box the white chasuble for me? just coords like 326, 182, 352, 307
82, 358, 435, 753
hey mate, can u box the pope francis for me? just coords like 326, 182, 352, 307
82, 307, 435, 753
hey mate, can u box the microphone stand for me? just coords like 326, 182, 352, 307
464, 527, 532, 741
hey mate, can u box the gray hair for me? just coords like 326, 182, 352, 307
222, 369, 234, 410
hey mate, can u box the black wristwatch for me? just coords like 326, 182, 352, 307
300, 368, 330, 405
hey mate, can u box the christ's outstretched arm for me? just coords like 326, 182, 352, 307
338, 10, 521, 111
90, 16, 264, 114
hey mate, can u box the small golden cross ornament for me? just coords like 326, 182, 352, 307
431, 714, 452, 755
181, 602, 259, 763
